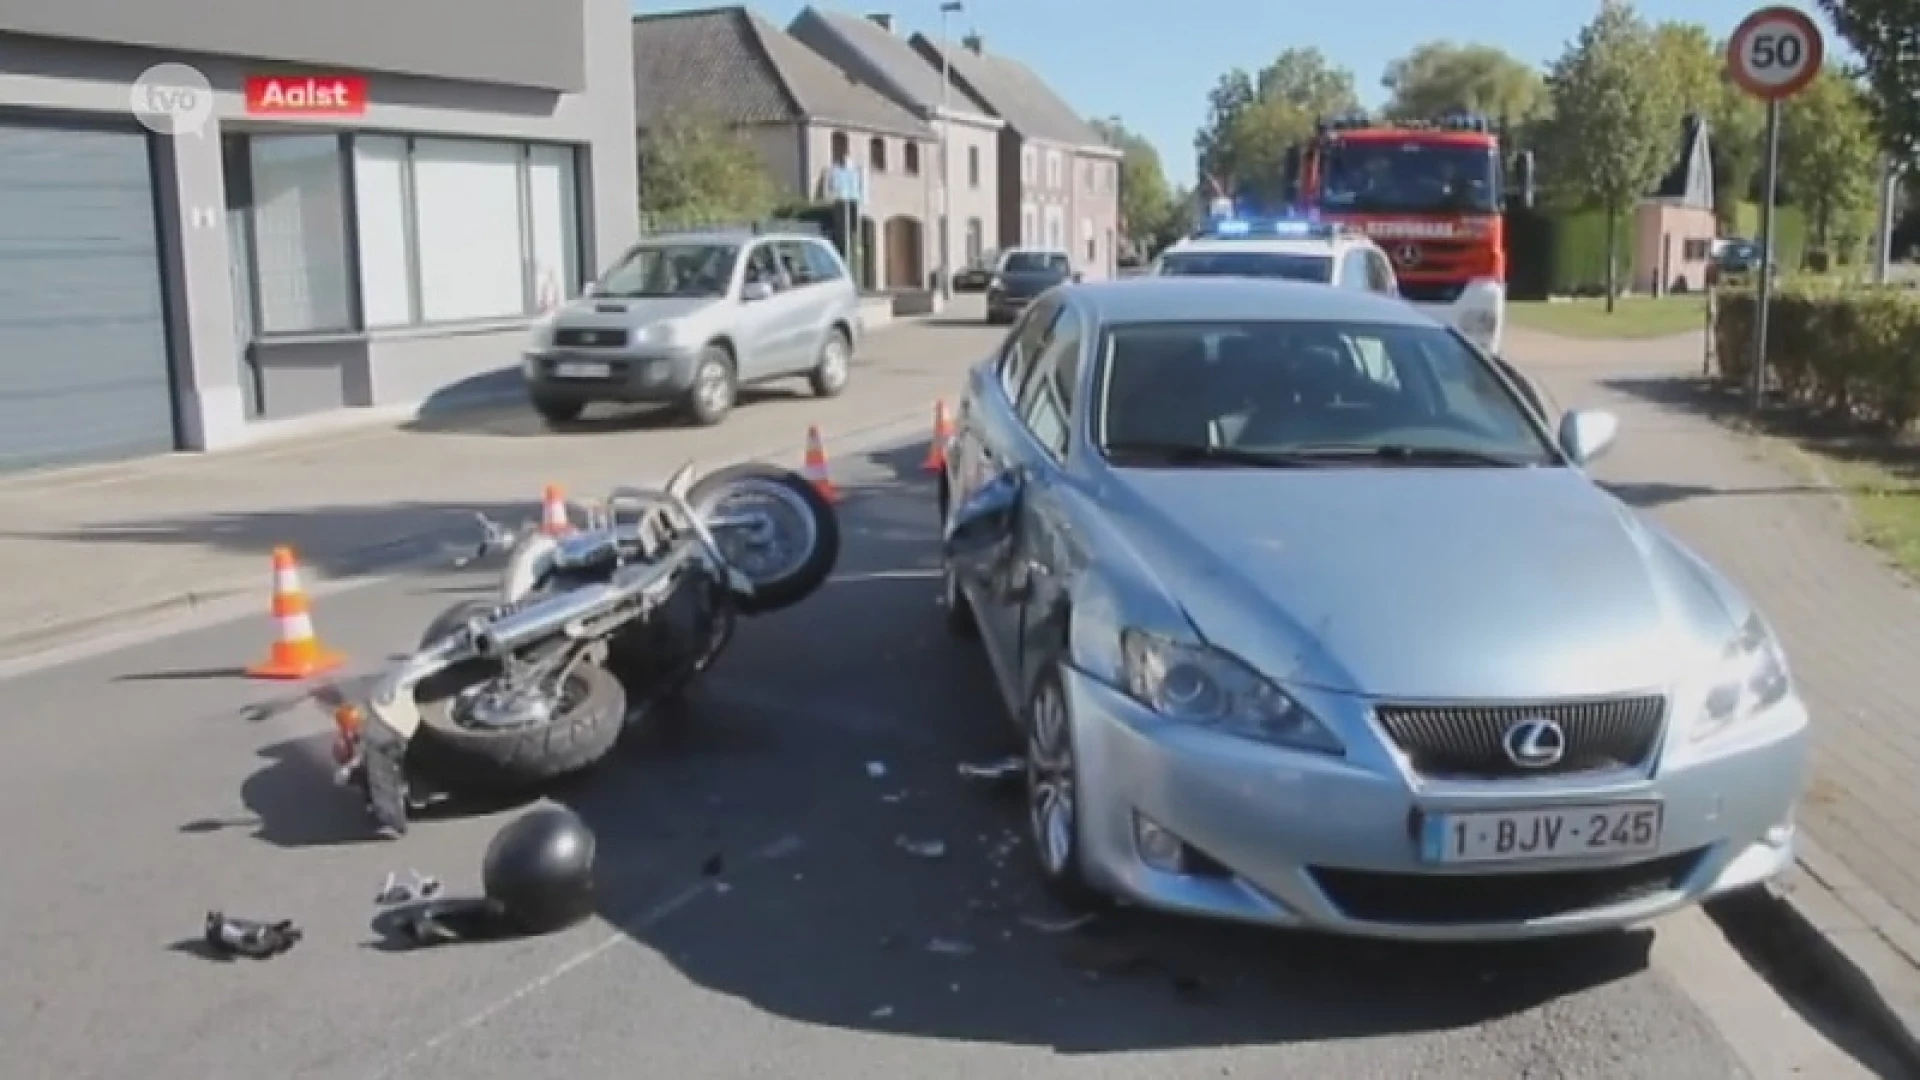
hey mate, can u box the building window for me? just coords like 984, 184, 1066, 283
1047, 151, 1063, 188
1084, 218, 1095, 262
1083, 162, 1093, 192
1106, 163, 1118, 193
247, 134, 354, 334
967, 146, 980, 188
1021, 147, 1036, 184
830, 130, 851, 162
1682, 237, 1712, 261
904, 142, 921, 175
1021, 203, 1036, 246
1044, 205, 1064, 249
965, 217, 983, 262
868, 136, 887, 171
341, 134, 582, 329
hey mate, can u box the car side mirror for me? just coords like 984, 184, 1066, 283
1557, 408, 1619, 465
943, 470, 1022, 569
741, 281, 774, 303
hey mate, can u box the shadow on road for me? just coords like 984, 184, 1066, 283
400, 387, 813, 439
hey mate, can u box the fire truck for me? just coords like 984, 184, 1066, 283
1282, 111, 1534, 355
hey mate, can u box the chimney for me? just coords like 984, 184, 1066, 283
866, 13, 893, 31
962, 32, 983, 54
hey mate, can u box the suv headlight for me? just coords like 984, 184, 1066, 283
1693, 613, 1792, 742
528, 314, 557, 349
635, 321, 680, 345
1119, 630, 1343, 754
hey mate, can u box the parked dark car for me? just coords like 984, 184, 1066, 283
986, 249, 1076, 325
954, 250, 1002, 292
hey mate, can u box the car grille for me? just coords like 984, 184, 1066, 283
1310, 849, 1704, 925
1397, 280, 1466, 305
1374, 696, 1667, 779
553, 328, 626, 348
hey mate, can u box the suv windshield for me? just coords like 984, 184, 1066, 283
1094, 319, 1556, 467
1320, 140, 1501, 214
1003, 251, 1069, 273
1155, 251, 1332, 283
596, 242, 740, 298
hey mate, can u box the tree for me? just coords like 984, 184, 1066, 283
1545, 0, 1682, 310
1380, 41, 1547, 124
1816, 0, 1920, 158
1780, 67, 1880, 254
1090, 116, 1180, 256
1650, 22, 1766, 227
638, 111, 777, 225
1193, 49, 1359, 198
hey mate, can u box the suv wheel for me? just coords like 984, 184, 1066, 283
532, 396, 585, 426
684, 345, 737, 427
809, 328, 852, 398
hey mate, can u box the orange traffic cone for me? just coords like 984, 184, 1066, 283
540, 484, 572, 536
923, 399, 954, 473
803, 426, 841, 503
247, 546, 345, 681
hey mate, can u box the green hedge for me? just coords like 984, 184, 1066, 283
1713, 283, 1920, 429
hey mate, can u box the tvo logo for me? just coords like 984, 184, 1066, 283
129, 63, 214, 137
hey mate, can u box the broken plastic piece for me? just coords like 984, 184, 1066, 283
375, 869, 443, 906
865, 761, 888, 779
927, 937, 974, 956
1020, 911, 1098, 934
895, 836, 946, 859
204, 911, 302, 959
957, 755, 1024, 783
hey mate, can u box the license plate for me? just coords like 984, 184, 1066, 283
1421, 802, 1663, 864
554, 362, 611, 379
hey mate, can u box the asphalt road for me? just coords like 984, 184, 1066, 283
0, 430, 1899, 1076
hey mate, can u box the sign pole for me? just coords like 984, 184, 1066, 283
1750, 98, 1781, 414
1724, 4, 1824, 417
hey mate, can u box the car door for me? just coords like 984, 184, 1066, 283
800, 238, 857, 355
735, 241, 804, 378
949, 295, 1065, 701
771, 239, 830, 375
1007, 307, 1085, 702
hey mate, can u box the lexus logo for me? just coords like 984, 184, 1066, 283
1502, 717, 1567, 769
1395, 243, 1421, 268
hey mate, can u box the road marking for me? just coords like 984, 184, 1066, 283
372, 832, 806, 1078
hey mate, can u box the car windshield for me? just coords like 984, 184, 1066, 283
1155, 251, 1332, 283
595, 243, 740, 298
1094, 319, 1557, 467
1004, 251, 1069, 273
1320, 140, 1501, 214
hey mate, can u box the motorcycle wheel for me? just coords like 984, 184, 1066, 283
686, 462, 840, 615
404, 600, 630, 795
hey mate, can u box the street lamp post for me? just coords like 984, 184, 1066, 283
937, 1, 962, 304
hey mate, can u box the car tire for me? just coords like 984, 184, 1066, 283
532, 396, 585, 426
808, 327, 852, 398
1026, 667, 1101, 908
684, 344, 737, 427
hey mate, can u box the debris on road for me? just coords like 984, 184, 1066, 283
375, 869, 443, 906
865, 761, 889, 779
895, 836, 946, 859
927, 937, 975, 956
957, 755, 1023, 785
204, 911, 302, 959
384, 898, 517, 948
1020, 911, 1098, 934
700, 852, 725, 877
879, 790, 908, 803
869, 1005, 895, 1019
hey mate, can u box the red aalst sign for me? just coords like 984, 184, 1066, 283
244, 75, 369, 116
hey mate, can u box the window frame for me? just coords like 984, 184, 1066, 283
1016, 304, 1082, 462
995, 294, 1064, 400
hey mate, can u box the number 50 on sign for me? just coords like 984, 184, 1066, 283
1727, 5, 1825, 101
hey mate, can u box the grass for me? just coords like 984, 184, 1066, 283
1778, 443, 1920, 578
1509, 295, 1708, 340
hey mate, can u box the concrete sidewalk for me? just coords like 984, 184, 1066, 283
0, 308, 1001, 664
1509, 326, 1920, 1064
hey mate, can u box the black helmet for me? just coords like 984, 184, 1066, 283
481, 806, 597, 934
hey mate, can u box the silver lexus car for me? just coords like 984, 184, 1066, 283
937, 277, 1808, 941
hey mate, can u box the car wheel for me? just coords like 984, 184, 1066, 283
808, 328, 852, 398
532, 396, 585, 426
1027, 668, 1099, 907
684, 345, 737, 427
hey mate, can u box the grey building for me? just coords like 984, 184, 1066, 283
787, 9, 1004, 281
633, 7, 936, 293
0, 0, 638, 472
908, 32, 1122, 280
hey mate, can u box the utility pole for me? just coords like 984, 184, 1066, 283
937, 1, 962, 305
1874, 157, 1899, 284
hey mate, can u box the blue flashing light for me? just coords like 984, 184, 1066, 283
1195, 214, 1338, 241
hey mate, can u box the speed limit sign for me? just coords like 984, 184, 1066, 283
1727, 6, 1825, 100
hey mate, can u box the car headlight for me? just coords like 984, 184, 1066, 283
1693, 613, 1792, 741
527, 315, 557, 349
1119, 630, 1343, 754
635, 321, 680, 345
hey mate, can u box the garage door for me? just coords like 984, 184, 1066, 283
0, 121, 176, 472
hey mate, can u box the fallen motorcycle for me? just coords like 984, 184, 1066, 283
330, 461, 839, 834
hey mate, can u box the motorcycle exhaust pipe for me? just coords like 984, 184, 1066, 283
469, 543, 694, 658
